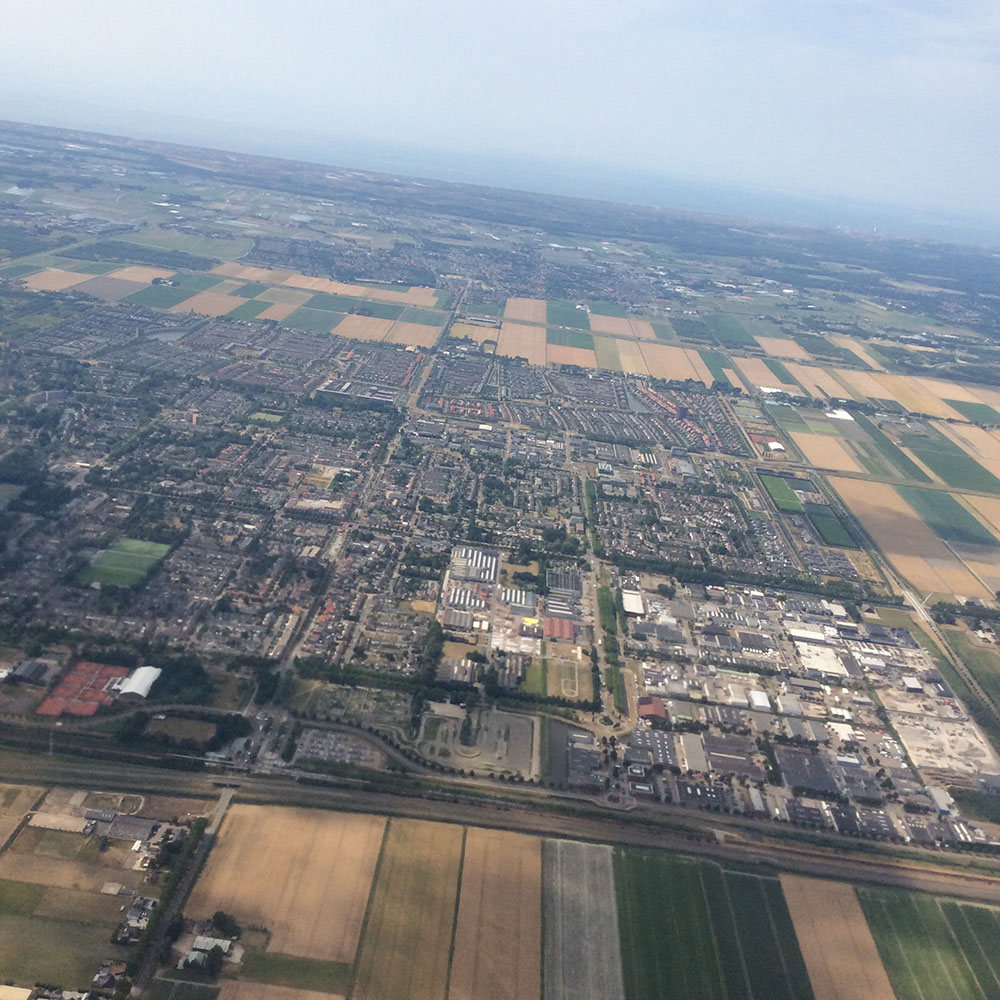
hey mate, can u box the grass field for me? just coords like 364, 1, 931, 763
147, 980, 220, 1000
547, 327, 595, 350
945, 399, 1000, 425
809, 512, 857, 548
123, 283, 197, 309
547, 300, 591, 329
941, 628, 1000, 714
166, 272, 223, 292
79, 537, 170, 586
614, 852, 814, 1000
124, 229, 253, 259
764, 358, 801, 389
352, 818, 463, 1000
283, 306, 346, 333
705, 313, 756, 348
896, 487, 999, 548
228, 299, 270, 321
0, 783, 42, 846
588, 300, 628, 317
761, 474, 804, 512
853, 414, 932, 482
239, 952, 352, 994
858, 887, 1000, 1000
900, 426, 1000, 492
700, 349, 732, 384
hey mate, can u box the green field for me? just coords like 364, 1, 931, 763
234, 281, 270, 298
283, 306, 346, 333
123, 284, 197, 309
853, 414, 932, 483
764, 358, 800, 388
70, 261, 121, 275
594, 336, 624, 370
941, 628, 1000, 713
809, 512, 857, 547
122, 229, 253, 259
897, 487, 999, 548
615, 852, 814, 1000
945, 399, 1000, 425
652, 320, 678, 343
705, 313, 756, 348
858, 887, 1000, 1000
589, 300, 628, 317
700, 350, 732, 385
145, 981, 220, 1000
547, 300, 591, 329
548, 327, 595, 350
240, 950, 353, 993
79, 538, 170, 587
671, 317, 712, 341
399, 306, 448, 327
166, 272, 222, 292
249, 410, 283, 423
761, 474, 804, 512
0, 263, 43, 278
899, 427, 1000, 493
227, 299, 270, 321
765, 402, 810, 432
307, 292, 404, 320
523, 659, 548, 696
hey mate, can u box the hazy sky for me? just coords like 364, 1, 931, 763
2, 1, 998, 226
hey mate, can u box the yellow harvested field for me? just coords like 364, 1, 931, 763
723, 368, 743, 389
685, 349, 714, 386
615, 339, 649, 376
497, 323, 547, 366
873, 374, 964, 420
20, 268, 91, 291
790, 432, 864, 473
170, 291, 241, 317
547, 344, 597, 368
829, 334, 885, 371
588, 314, 632, 336
0, 850, 118, 892
220, 985, 344, 1000
734, 356, 798, 391
755, 336, 811, 360
628, 318, 657, 341
967, 495, 1000, 538
503, 298, 547, 324
334, 315, 392, 342
352, 818, 463, 1000
829, 477, 991, 599
279, 273, 436, 306
256, 302, 298, 321
212, 262, 292, 283
785, 363, 847, 400
835, 368, 894, 403
0, 784, 42, 846
450, 323, 499, 343
256, 286, 313, 306
638, 343, 699, 381
385, 321, 441, 348
449, 828, 541, 1000
105, 265, 178, 283
188, 806, 385, 963
780, 876, 894, 1000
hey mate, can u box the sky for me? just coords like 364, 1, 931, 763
1, 1, 998, 237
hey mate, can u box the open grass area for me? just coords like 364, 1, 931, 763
79, 537, 170, 587
167, 272, 223, 292
945, 399, 1000, 425
900, 427, 1000, 493
124, 229, 253, 259
763, 358, 800, 388
896, 487, 999, 548
941, 628, 1000, 715
547, 327, 595, 350
523, 660, 547, 696
123, 283, 197, 309
705, 313, 756, 348
547, 300, 591, 329
588, 300, 628, 317
240, 951, 353, 993
809, 512, 857, 547
228, 299, 270, 321
760, 474, 804, 512
283, 307, 345, 333
614, 851, 814, 1000
399, 306, 448, 327
858, 887, 1000, 1000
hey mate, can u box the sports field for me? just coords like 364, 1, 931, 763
352, 818, 464, 1000
858, 887, 1000, 1000
79, 537, 170, 587
780, 876, 893, 1000
615, 851, 814, 1000
188, 806, 385, 962
449, 828, 541, 1000
760, 475, 804, 513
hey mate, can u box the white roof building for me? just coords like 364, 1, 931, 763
622, 590, 645, 616
118, 665, 162, 700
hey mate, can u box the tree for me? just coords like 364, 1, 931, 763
212, 910, 240, 938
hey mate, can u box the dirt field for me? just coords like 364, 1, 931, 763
334, 315, 392, 341
503, 298, 547, 324
785, 363, 848, 399
449, 828, 541, 1000
188, 806, 385, 963
637, 343, 699, 381
106, 265, 177, 283
73, 275, 146, 300
542, 839, 625, 1000
588, 314, 631, 336
0, 836, 144, 893
20, 268, 91, 291
170, 291, 241, 316
547, 344, 597, 368
450, 323, 498, 343
734, 356, 799, 391
829, 477, 991, 599
385, 321, 441, 348
220, 985, 344, 1000
352, 818, 463, 1000
780, 875, 894, 1000
755, 335, 811, 360
497, 323, 547, 366
0, 784, 43, 847
790, 431, 864, 473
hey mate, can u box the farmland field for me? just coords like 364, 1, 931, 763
547, 327, 595, 350
79, 537, 170, 587
124, 283, 197, 309
761, 474, 803, 512
896, 487, 1000, 548
497, 322, 547, 366
503, 297, 547, 323
187, 806, 385, 963
853, 414, 932, 482
946, 399, 1000, 424
790, 432, 863, 473
449, 828, 541, 1000
899, 426, 1000, 493
543, 839, 625, 1000
705, 313, 755, 348
352, 818, 464, 1000
0, 783, 42, 846
547, 300, 591, 329
858, 887, 1000, 1000
220, 984, 343, 1000
780, 876, 893, 1000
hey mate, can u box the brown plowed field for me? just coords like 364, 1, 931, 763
170, 291, 241, 316
503, 298, 547, 323
588, 314, 631, 336
335, 315, 393, 341
352, 818, 463, 1000
790, 432, 863, 473
220, 985, 344, 1000
187, 806, 385, 963
780, 875, 895, 1000
73, 276, 145, 301
21, 269, 91, 291
755, 336, 811, 360
448, 828, 541, 1000
497, 323, 547, 366
547, 344, 597, 368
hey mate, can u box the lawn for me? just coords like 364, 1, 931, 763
945, 399, 1000, 425
548, 327, 595, 350
523, 660, 547, 696
858, 887, 998, 1000
547, 300, 591, 329
896, 487, 999, 548
123, 284, 197, 309
760, 474, 803, 512
79, 537, 170, 587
